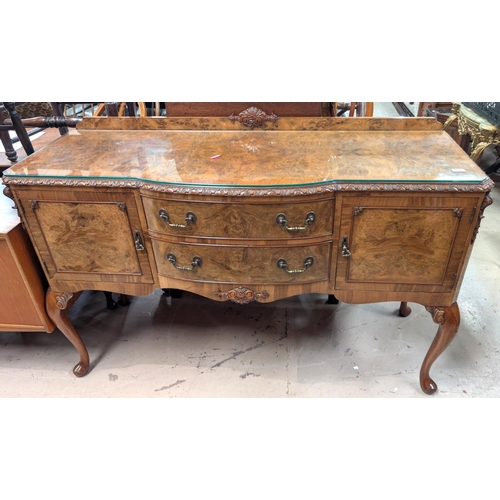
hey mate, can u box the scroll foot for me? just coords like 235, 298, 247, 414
46, 288, 89, 377
399, 302, 412, 317
420, 303, 460, 395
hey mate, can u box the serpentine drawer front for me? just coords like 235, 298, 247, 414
2, 115, 494, 395
152, 240, 331, 283
142, 196, 334, 239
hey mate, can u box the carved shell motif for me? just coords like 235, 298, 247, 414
228, 107, 279, 129
214, 287, 270, 304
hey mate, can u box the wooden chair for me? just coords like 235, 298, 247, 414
126, 102, 374, 118
331, 102, 374, 117
1, 102, 57, 164
50, 102, 125, 135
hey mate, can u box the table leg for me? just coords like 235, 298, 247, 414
399, 301, 412, 317
420, 303, 460, 395
470, 141, 490, 164
327, 294, 339, 304
46, 288, 89, 377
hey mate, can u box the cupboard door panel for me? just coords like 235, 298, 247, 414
335, 195, 479, 292
19, 190, 154, 284
35, 201, 141, 275
348, 207, 458, 283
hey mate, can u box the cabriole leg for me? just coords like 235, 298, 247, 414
421, 303, 460, 395
46, 288, 89, 377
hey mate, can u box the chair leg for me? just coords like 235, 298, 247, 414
103, 292, 130, 309
3, 102, 34, 156
0, 128, 17, 162
103, 291, 117, 310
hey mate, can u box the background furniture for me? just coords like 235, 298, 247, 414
0, 102, 55, 164
0, 102, 81, 175
2, 115, 492, 394
444, 102, 500, 168
0, 191, 54, 333
132, 102, 374, 117
417, 102, 453, 117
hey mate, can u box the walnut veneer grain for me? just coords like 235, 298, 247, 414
2, 117, 493, 394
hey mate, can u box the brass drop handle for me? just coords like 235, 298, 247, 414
277, 256, 314, 274
167, 253, 202, 271
134, 230, 145, 251
159, 209, 197, 228
276, 211, 316, 231
342, 236, 351, 257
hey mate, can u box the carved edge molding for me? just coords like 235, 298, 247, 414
228, 107, 279, 129
3, 177, 495, 195
471, 193, 493, 245
214, 287, 270, 305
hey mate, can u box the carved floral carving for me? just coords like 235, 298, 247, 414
3, 185, 12, 200
425, 306, 445, 324
228, 107, 279, 129
214, 287, 270, 304
471, 193, 493, 245
56, 292, 74, 310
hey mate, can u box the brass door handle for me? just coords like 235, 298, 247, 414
277, 256, 314, 274
167, 253, 202, 271
276, 211, 316, 231
342, 236, 351, 257
134, 230, 145, 251
159, 209, 197, 228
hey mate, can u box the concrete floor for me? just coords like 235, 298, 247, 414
1, 103, 499, 398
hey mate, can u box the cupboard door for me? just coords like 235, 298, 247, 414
20, 191, 153, 284
335, 195, 479, 293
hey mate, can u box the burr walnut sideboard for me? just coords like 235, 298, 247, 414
1, 115, 494, 394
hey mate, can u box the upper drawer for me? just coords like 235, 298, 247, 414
142, 197, 334, 239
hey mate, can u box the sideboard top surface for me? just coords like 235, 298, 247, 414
4, 118, 488, 188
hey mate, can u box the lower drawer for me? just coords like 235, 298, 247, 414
152, 240, 331, 283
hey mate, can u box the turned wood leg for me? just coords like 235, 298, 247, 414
103, 292, 129, 308
399, 302, 412, 317
46, 288, 89, 377
420, 303, 460, 395
103, 291, 117, 310
118, 294, 130, 306
327, 294, 339, 304
0, 128, 18, 162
